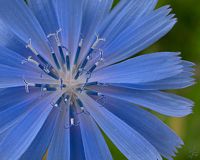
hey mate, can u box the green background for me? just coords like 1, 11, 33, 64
106, 0, 200, 160
40, 0, 200, 159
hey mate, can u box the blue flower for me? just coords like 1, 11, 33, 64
0, 0, 194, 160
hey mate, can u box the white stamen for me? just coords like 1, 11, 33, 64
92, 33, 106, 49
64, 98, 68, 102
42, 87, 47, 91
47, 28, 62, 46
86, 55, 90, 60
97, 92, 103, 96
51, 101, 59, 107
79, 38, 83, 47
26, 56, 39, 66
95, 61, 100, 66
70, 118, 75, 126
26, 39, 39, 56
66, 50, 70, 56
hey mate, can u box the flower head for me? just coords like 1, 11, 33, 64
0, 0, 194, 160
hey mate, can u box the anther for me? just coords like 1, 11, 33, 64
84, 81, 99, 87
38, 64, 60, 80
76, 98, 84, 111
87, 52, 104, 75
54, 104, 59, 107
74, 71, 81, 80
40, 84, 58, 92
87, 62, 98, 74
60, 78, 63, 90
26, 39, 49, 65
64, 95, 70, 103
74, 34, 105, 80
25, 42, 60, 80
47, 29, 65, 63
86, 90, 103, 96
69, 105, 80, 127
62, 46, 71, 70
74, 55, 89, 80
50, 46, 61, 70
27, 56, 58, 79
74, 38, 83, 65
51, 95, 63, 108
67, 119, 80, 127
42, 86, 57, 92
42, 87, 47, 92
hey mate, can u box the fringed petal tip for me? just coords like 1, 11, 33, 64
91, 52, 195, 88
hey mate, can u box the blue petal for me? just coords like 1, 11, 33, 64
0, 87, 37, 112
70, 125, 86, 160
0, 127, 12, 144
0, 0, 52, 61
94, 96, 183, 159
109, 60, 195, 90
0, 22, 32, 58
27, 0, 60, 62
0, 92, 63, 160
47, 102, 70, 160
0, 93, 38, 134
91, 52, 183, 84
20, 108, 60, 160
99, 0, 158, 44
79, 112, 113, 160
98, 5, 176, 67
78, 0, 113, 63
79, 94, 162, 160
28, 0, 59, 35
89, 86, 193, 117
56, 0, 84, 64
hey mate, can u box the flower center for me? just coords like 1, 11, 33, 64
22, 29, 105, 106
21, 29, 106, 127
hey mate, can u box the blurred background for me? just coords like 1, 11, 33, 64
107, 0, 200, 159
